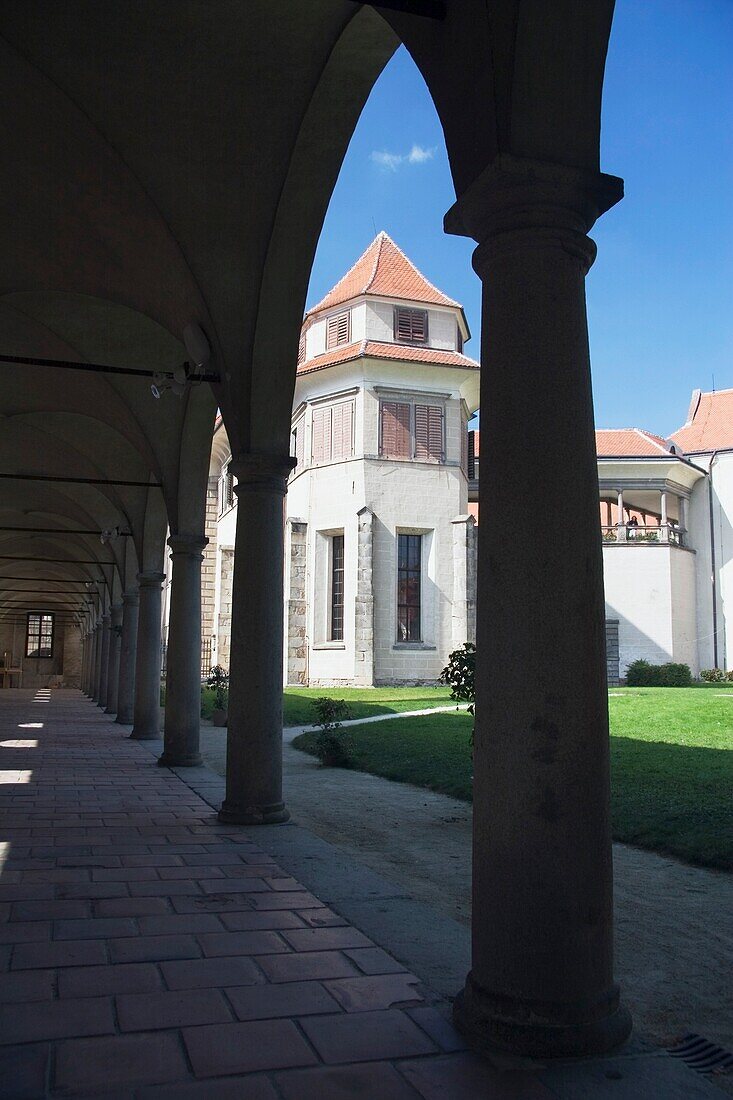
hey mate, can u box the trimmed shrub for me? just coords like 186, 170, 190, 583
626, 660, 692, 687
700, 668, 733, 683
310, 697, 352, 767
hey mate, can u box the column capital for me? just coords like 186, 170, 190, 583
230, 452, 296, 497
167, 533, 208, 557
136, 571, 165, 588
445, 154, 624, 274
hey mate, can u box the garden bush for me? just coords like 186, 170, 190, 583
626, 659, 692, 687
440, 642, 476, 714
700, 668, 733, 683
310, 697, 352, 767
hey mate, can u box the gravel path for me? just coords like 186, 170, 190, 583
200, 715, 733, 1055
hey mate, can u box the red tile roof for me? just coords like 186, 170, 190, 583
670, 389, 733, 454
306, 232, 462, 318
297, 339, 479, 376
595, 429, 672, 457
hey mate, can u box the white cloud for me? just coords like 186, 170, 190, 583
370, 144, 436, 171
407, 144, 435, 164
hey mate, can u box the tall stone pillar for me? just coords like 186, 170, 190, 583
97, 613, 111, 709
130, 572, 164, 741
82, 632, 91, 695
116, 589, 139, 725
285, 519, 308, 686
354, 507, 374, 687
451, 514, 477, 648
445, 157, 631, 1057
92, 621, 103, 703
219, 453, 294, 825
158, 535, 207, 767
104, 603, 123, 714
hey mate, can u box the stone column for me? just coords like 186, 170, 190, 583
82, 632, 91, 695
354, 507, 375, 687
660, 490, 669, 542
158, 535, 207, 767
130, 572, 164, 741
104, 603, 123, 714
451, 514, 477, 648
219, 453, 295, 825
285, 519, 308, 686
97, 613, 111, 709
616, 489, 626, 542
116, 589, 139, 725
445, 156, 631, 1057
92, 621, 103, 703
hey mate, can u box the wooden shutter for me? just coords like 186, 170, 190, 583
331, 401, 353, 460
380, 402, 411, 458
312, 407, 332, 463
297, 329, 306, 366
415, 404, 443, 461
326, 310, 350, 349
394, 307, 427, 345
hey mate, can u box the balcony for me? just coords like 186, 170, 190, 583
601, 524, 685, 547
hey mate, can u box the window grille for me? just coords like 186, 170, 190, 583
330, 534, 345, 641
394, 307, 428, 345
397, 535, 421, 642
201, 638, 213, 678
326, 310, 351, 349
26, 612, 54, 658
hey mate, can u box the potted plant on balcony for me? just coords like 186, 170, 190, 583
207, 665, 229, 727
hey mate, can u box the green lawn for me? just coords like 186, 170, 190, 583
293, 687, 733, 870
200, 684, 454, 725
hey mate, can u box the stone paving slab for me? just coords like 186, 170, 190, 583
0, 690, 723, 1099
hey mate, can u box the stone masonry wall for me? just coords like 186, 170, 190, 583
354, 507, 374, 685
286, 520, 308, 685
217, 548, 234, 671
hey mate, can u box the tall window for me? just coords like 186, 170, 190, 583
312, 401, 354, 463
326, 309, 351, 349
397, 534, 421, 642
219, 462, 234, 515
379, 400, 444, 462
394, 306, 427, 345
26, 612, 54, 658
330, 534, 345, 641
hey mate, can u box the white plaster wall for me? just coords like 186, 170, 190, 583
305, 303, 366, 360
365, 299, 460, 351
602, 545, 699, 676
686, 451, 733, 671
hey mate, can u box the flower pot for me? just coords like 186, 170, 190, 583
212, 708, 228, 727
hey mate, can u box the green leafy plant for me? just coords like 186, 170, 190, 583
440, 642, 476, 716
626, 660, 692, 687
206, 665, 229, 711
700, 668, 733, 683
310, 697, 352, 767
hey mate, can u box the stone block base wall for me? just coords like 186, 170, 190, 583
286, 520, 308, 685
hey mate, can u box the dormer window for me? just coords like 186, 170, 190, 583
326, 310, 351, 350
394, 306, 427, 346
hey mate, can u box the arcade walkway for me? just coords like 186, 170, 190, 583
0, 691, 720, 1099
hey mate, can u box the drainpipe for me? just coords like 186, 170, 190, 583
708, 451, 719, 669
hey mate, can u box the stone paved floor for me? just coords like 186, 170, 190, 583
0, 690, 723, 1099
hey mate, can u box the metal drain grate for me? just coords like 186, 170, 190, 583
668, 1033, 733, 1076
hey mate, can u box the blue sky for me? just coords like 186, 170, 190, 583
307, 0, 733, 437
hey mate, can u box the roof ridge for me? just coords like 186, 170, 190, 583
364, 232, 387, 293
305, 235, 383, 316
376, 233, 461, 309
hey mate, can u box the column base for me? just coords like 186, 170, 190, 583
453, 972, 632, 1059
218, 800, 290, 826
129, 729, 159, 741
157, 752, 203, 768
104, 706, 116, 715
115, 713, 133, 725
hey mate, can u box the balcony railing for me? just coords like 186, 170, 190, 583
601, 525, 685, 547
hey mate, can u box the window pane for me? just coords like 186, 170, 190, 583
330, 534, 345, 641
27, 612, 53, 658
397, 534, 421, 642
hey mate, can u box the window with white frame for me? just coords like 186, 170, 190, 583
394, 306, 428, 345
326, 310, 351, 350
311, 400, 354, 464
218, 462, 235, 515
379, 399, 444, 462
